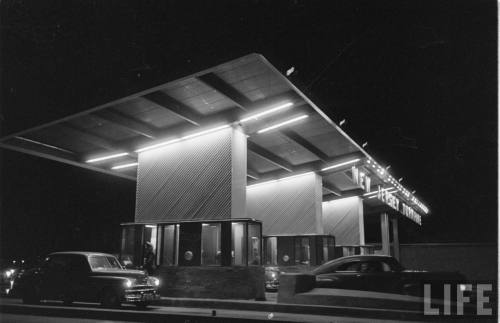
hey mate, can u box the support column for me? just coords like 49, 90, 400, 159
391, 217, 400, 260
380, 213, 390, 255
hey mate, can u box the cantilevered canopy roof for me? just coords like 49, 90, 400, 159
0, 54, 428, 218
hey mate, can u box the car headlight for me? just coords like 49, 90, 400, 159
5, 269, 15, 278
124, 279, 133, 288
149, 277, 160, 287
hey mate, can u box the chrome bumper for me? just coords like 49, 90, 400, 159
124, 288, 160, 303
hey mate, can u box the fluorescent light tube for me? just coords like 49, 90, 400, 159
321, 158, 360, 171
239, 102, 293, 123
86, 152, 129, 163
112, 162, 138, 170
257, 115, 308, 134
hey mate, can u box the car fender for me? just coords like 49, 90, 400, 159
89, 276, 129, 298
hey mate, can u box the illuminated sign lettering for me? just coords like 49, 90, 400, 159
351, 166, 371, 193
377, 186, 422, 225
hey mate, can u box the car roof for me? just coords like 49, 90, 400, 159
48, 251, 116, 257
320, 254, 396, 267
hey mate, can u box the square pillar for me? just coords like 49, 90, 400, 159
322, 197, 364, 245
380, 213, 390, 255
391, 217, 400, 260
135, 126, 246, 222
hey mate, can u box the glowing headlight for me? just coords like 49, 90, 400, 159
459, 284, 468, 292
150, 277, 160, 287
5, 269, 15, 278
124, 279, 133, 288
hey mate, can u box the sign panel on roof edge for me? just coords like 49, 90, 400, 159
351, 166, 371, 193
377, 186, 422, 225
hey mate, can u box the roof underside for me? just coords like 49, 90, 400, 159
0, 54, 427, 218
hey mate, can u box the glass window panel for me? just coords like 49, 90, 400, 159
248, 223, 261, 265
295, 237, 311, 265
231, 222, 246, 265
144, 225, 158, 254
201, 223, 221, 266
265, 237, 278, 265
121, 226, 137, 267
161, 225, 177, 266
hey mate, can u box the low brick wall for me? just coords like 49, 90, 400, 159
157, 266, 265, 300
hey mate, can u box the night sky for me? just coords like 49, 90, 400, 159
0, 0, 497, 260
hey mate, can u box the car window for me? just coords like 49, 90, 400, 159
69, 255, 90, 272
359, 261, 384, 273
88, 255, 122, 271
337, 261, 360, 272
46, 255, 70, 272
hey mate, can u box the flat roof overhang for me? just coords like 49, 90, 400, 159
0, 54, 429, 219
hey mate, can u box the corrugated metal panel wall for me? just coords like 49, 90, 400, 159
135, 128, 235, 222
246, 173, 323, 235
322, 197, 363, 245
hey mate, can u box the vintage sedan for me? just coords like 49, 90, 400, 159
17, 251, 160, 308
312, 255, 467, 297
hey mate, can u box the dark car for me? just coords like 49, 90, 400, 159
312, 255, 467, 297
16, 251, 160, 308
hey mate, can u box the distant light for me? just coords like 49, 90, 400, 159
86, 152, 129, 163
321, 159, 360, 172
398, 177, 403, 182
362, 142, 368, 148
412, 190, 416, 194
257, 115, 309, 134
339, 119, 346, 126
112, 162, 138, 170
135, 125, 229, 153
386, 165, 391, 170
286, 66, 295, 76
239, 102, 293, 123
247, 172, 314, 189
145, 225, 156, 228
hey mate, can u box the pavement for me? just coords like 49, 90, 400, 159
0, 294, 495, 323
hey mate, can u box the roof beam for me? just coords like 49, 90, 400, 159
93, 110, 158, 139
58, 124, 117, 151
143, 91, 203, 126
197, 73, 252, 110
281, 129, 329, 162
323, 182, 342, 196
247, 141, 293, 173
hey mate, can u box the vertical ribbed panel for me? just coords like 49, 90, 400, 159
322, 197, 363, 245
246, 173, 323, 235
135, 128, 234, 222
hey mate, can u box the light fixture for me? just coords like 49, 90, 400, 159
339, 119, 346, 126
362, 142, 368, 148
86, 152, 129, 163
247, 172, 315, 189
112, 162, 138, 170
135, 125, 230, 153
257, 115, 309, 134
321, 159, 360, 172
398, 177, 403, 182
239, 102, 293, 123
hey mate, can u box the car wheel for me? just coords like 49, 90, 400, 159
136, 301, 149, 309
101, 289, 121, 308
22, 285, 41, 304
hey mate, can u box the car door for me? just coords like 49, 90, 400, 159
315, 260, 364, 290
40, 255, 71, 299
66, 255, 91, 301
355, 260, 399, 293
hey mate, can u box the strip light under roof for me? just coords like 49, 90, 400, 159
257, 115, 309, 134
247, 172, 315, 189
321, 158, 360, 172
239, 102, 293, 123
135, 125, 230, 153
86, 152, 129, 163
111, 162, 138, 170
368, 189, 397, 198
363, 187, 394, 196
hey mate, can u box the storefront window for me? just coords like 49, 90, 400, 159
201, 223, 221, 266
295, 237, 311, 265
121, 226, 137, 267
144, 225, 158, 254
247, 223, 261, 265
265, 237, 278, 265
231, 222, 246, 265
161, 225, 178, 265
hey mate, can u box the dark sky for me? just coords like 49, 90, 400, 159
0, 0, 497, 260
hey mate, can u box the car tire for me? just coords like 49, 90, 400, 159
22, 285, 41, 304
101, 289, 121, 308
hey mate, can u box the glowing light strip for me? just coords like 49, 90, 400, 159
86, 152, 129, 163
247, 172, 315, 189
257, 115, 309, 134
321, 158, 360, 172
135, 125, 230, 153
111, 162, 138, 170
239, 102, 293, 123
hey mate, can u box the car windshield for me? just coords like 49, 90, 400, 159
88, 255, 123, 271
